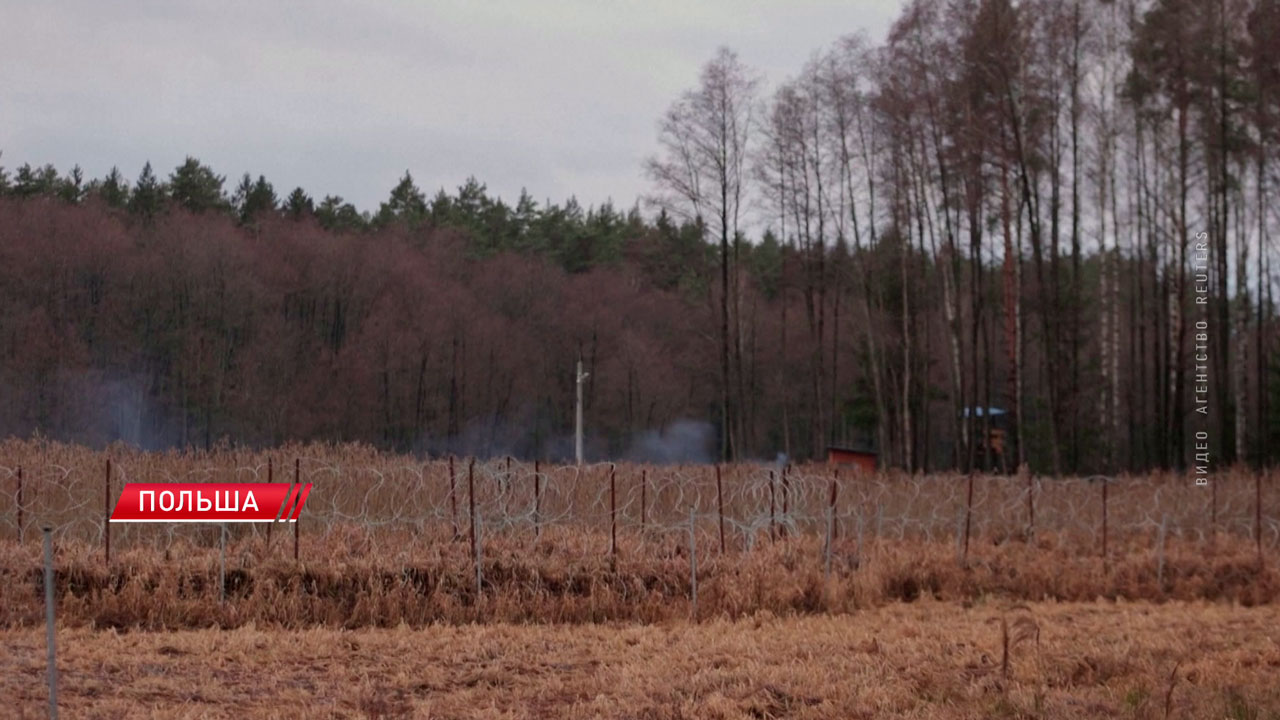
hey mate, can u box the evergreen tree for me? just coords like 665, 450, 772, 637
128, 161, 164, 219
233, 173, 278, 224
376, 171, 427, 226
96, 166, 130, 208
317, 195, 365, 231
284, 187, 314, 220
56, 165, 84, 203
168, 156, 228, 213
12, 163, 59, 197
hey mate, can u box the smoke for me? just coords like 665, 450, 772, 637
624, 419, 715, 465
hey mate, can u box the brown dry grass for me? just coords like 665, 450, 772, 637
1, 441, 1276, 629
1, 530, 1276, 630
1, 601, 1277, 718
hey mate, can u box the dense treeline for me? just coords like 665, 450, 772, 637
2, 0, 1278, 472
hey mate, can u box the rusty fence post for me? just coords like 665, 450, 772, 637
1026, 472, 1035, 538
17, 466, 23, 544
533, 459, 541, 541
769, 470, 777, 542
449, 456, 459, 541
104, 457, 112, 566
640, 468, 647, 534
781, 464, 791, 538
266, 457, 274, 546
1211, 474, 1218, 544
293, 458, 300, 562
43, 526, 59, 720
688, 507, 697, 622
1101, 476, 1109, 570
715, 464, 725, 554
962, 472, 974, 567
609, 463, 617, 563
829, 469, 839, 541
1256, 473, 1263, 567
468, 458, 477, 566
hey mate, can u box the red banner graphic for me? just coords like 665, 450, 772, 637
109, 483, 312, 523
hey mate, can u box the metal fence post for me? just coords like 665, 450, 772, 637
1101, 477, 1109, 571
16, 466, 23, 543
449, 455, 459, 541
610, 463, 617, 562
768, 470, 776, 542
293, 458, 300, 561
962, 472, 974, 567
468, 458, 477, 565
640, 469, 647, 534
716, 464, 725, 554
43, 526, 59, 720
688, 507, 697, 622
266, 457, 274, 546
533, 459, 541, 541
104, 458, 112, 565
220, 523, 227, 605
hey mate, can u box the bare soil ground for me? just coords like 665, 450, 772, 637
2, 600, 1277, 719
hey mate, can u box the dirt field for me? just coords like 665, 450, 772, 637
2, 600, 1278, 719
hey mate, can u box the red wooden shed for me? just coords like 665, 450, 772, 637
826, 446, 877, 472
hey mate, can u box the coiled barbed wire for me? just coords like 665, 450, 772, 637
0, 456, 1275, 558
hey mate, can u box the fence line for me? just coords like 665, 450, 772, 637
2, 455, 1277, 565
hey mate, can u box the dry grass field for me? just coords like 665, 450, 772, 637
1, 442, 1277, 717
1, 441, 1276, 629
2, 601, 1278, 719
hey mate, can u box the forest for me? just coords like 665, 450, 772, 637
1, 0, 1278, 474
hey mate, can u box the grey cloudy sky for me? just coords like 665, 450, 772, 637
2, 1, 899, 213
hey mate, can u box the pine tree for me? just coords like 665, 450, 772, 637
97, 167, 130, 208
284, 187, 314, 220
317, 195, 365, 231
56, 165, 84, 203
234, 173, 278, 224
376, 171, 427, 226
128, 161, 164, 219
168, 156, 228, 213
13, 163, 60, 197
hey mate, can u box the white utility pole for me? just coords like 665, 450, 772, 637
575, 359, 589, 465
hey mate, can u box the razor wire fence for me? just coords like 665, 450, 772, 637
1, 452, 1276, 563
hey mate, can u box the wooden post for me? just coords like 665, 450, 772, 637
219, 523, 226, 605
768, 470, 776, 542
1026, 473, 1034, 538
468, 458, 477, 566
1101, 477, 1109, 569
962, 472, 974, 567
781, 464, 790, 538
640, 469, 647, 533
824, 504, 834, 586
266, 457, 274, 545
473, 509, 483, 599
688, 507, 697, 622
293, 458, 300, 562
1157, 513, 1168, 591
533, 459, 541, 541
449, 456, 459, 541
1256, 473, 1263, 567
1211, 475, 1218, 543
104, 457, 112, 566
42, 526, 59, 720
609, 463, 617, 562
715, 464, 725, 554
829, 469, 839, 541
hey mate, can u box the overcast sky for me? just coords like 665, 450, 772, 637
1, 1, 899, 214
